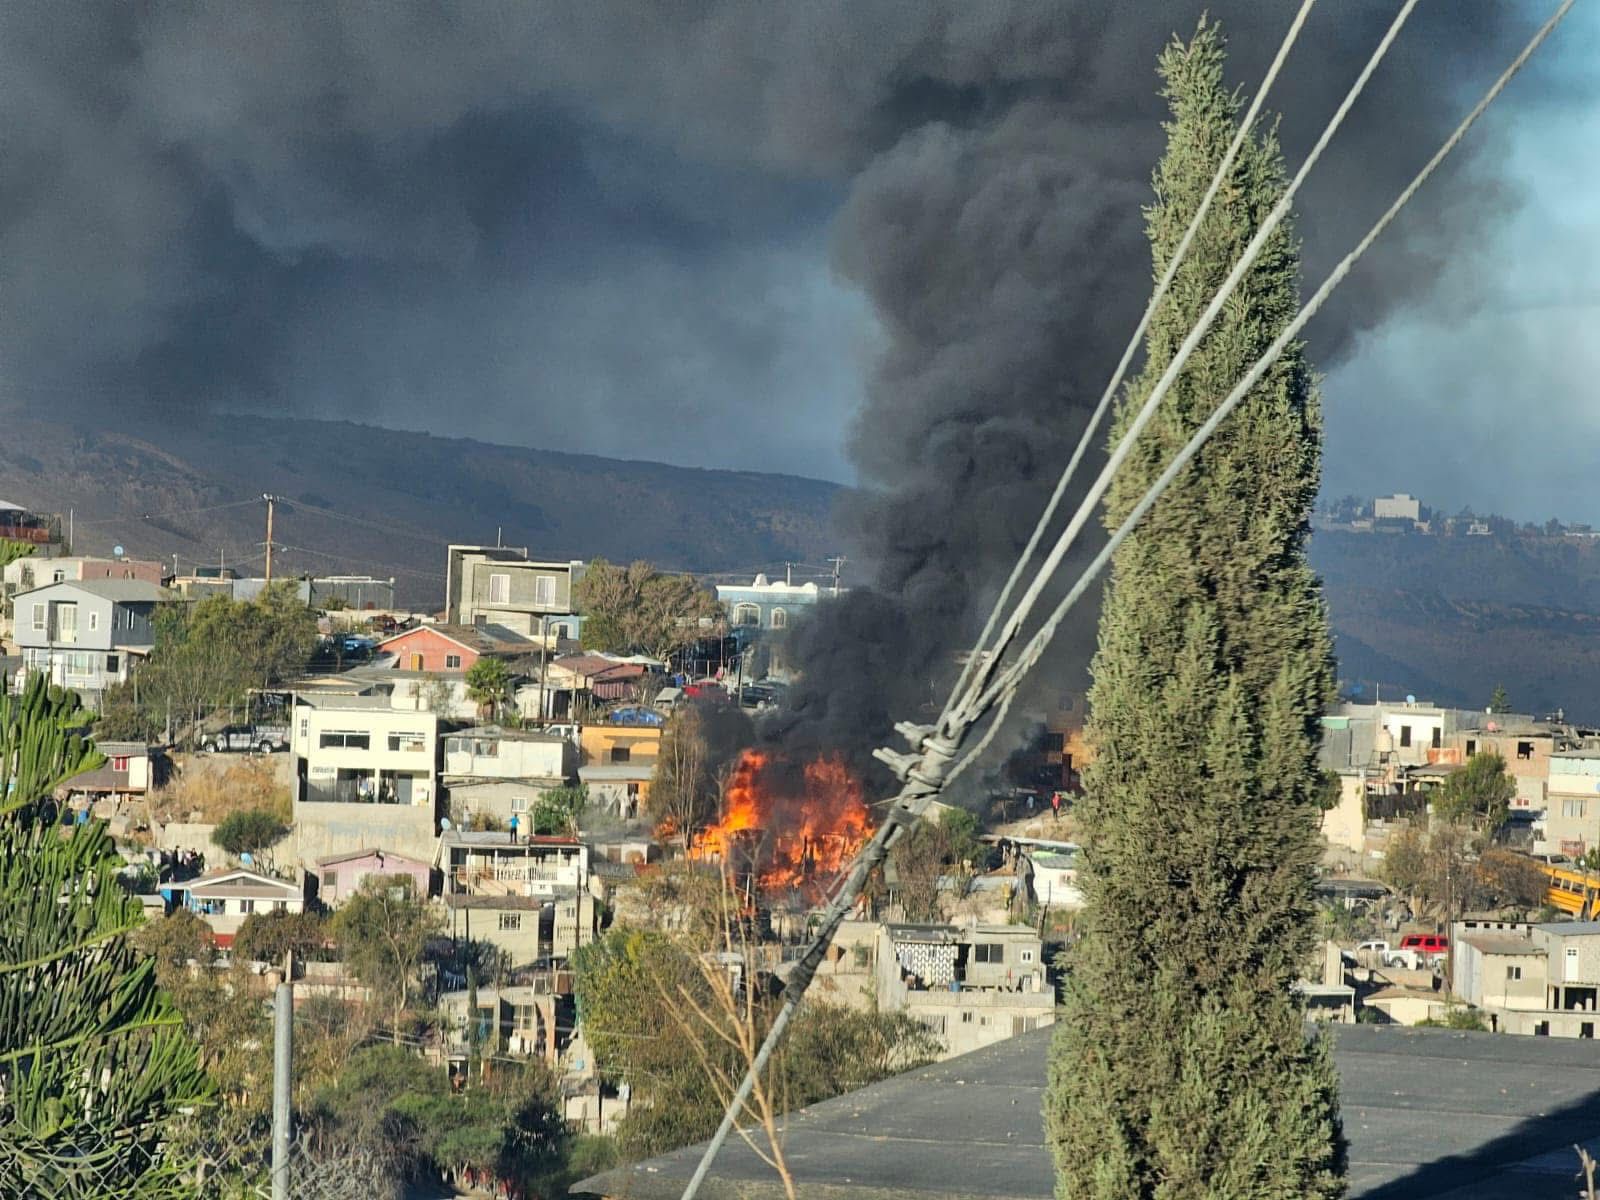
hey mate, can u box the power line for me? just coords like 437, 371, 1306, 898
678, 2, 1576, 1194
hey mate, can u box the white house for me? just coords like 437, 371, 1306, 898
185, 869, 304, 946
1373, 493, 1422, 522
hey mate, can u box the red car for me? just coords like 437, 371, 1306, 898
1398, 933, 1449, 962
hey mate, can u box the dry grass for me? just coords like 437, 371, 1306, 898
148, 754, 292, 826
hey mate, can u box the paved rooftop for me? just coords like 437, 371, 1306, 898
574, 1025, 1600, 1199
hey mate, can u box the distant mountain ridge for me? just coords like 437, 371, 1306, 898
0, 407, 841, 606
1309, 530, 1600, 721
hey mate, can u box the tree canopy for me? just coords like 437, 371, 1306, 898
330, 874, 443, 1037
465, 656, 513, 718
212, 807, 290, 861
1433, 751, 1515, 833
99, 582, 317, 743
575, 558, 724, 661
0, 675, 211, 1195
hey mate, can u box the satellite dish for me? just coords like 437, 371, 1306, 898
439, 817, 453, 832
113, 545, 125, 558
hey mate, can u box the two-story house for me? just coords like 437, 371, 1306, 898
1544, 750, 1600, 857
863, 921, 1054, 1058
440, 829, 596, 966
444, 546, 584, 639
290, 694, 444, 864
442, 725, 576, 828
11, 579, 166, 708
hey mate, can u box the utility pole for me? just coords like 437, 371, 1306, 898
263, 494, 282, 582
827, 555, 846, 591
537, 615, 549, 723
271, 972, 293, 1200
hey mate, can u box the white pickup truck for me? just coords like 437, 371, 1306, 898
1356, 940, 1421, 970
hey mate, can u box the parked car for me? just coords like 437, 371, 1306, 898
201, 724, 288, 754
1356, 940, 1417, 969
1398, 932, 1449, 964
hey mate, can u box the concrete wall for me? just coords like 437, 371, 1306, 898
1321, 772, 1366, 854
904, 989, 1056, 1059
292, 801, 439, 866
1456, 943, 1547, 1011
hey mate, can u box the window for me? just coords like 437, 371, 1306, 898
513, 1004, 538, 1031
1584, 1022, 1596, 1040
111, 756, 130, 772
30, 604, 44, 633
1563, 797, 1588, 819
769, 607, 787, 629
610, 746, 631, 763
51, 569, 65, 583
1507, 965, 1522, 981
66, 651, 93, 676
733, 603, 760, 627
1399, 725, 1412, 748
512, 796, 530, 813
240, 899, 255, 915
1431, 726, 1441, 749
488, 573, 510, 605
319, 731, 371, 750
444, 654, 462, 669
534, 575, 556, 606
1517, 741, 1535, 760
273, 901, 286, 913
105, 654, 119, 674
299, 719, 309, 741
321, 871, 337, 890
473, 740, 498, 757
56, 603, 77, 643
1021, 949, 1035, 963
972, 943, 1003, 964
960, 1011, 974, 1024
1012, 1016, 1040, 1035
1044, 732, 1066, 752
387, 732, 426, 752
88, 611, 99, 632
498, 912, 522, 931
1465, 739, 1477, 757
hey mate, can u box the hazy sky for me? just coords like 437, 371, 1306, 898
1322, 5, 1600, 524
1, 2, 1590, 520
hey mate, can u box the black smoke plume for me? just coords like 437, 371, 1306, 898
0, 4, 1547, 783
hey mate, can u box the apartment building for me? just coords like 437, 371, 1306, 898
1545, 750, 1600, 857
10, 579, 166, 707
444, 546, 584, 639
290, 695, 443, 864
442, 725, 576, 828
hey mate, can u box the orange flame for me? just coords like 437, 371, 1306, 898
691, 749, 873, 895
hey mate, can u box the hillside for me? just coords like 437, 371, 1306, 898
0, 407, 841, 606
1309, 530, 1600, 721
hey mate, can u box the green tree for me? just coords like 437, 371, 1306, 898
1433, 751, 1515, 834
1045, 25, 1343, 1199
0, 675, 211, 1195
532, 783, 588, 836
0, 538, 35, 571
466, 656, 513, 719
212, 807, 290, 863
331, 875, 443, 1038
649, 704, 715, 836
1488, 683, 1511, 714
575, 557, 724, 661
233, 908, 331, 965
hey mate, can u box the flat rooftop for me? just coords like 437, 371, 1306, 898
575, 1024, 1600, 1199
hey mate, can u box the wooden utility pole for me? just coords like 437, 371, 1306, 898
263, 493, 280, 582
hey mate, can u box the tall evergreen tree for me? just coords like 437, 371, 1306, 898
1045, 24, 1342, 1199
0, 675, 211, 1196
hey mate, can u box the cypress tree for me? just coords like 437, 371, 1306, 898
1045, 23, 1343, 1199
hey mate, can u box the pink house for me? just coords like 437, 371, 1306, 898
375, 623, 533, 674
313, 847, 435, 906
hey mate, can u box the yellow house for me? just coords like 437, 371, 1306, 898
579, 722, 662, 819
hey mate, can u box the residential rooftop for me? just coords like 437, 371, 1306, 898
1461, 933, 1545, 956
1535, 920, 1600, 937
575, 1024, 1600, 1199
